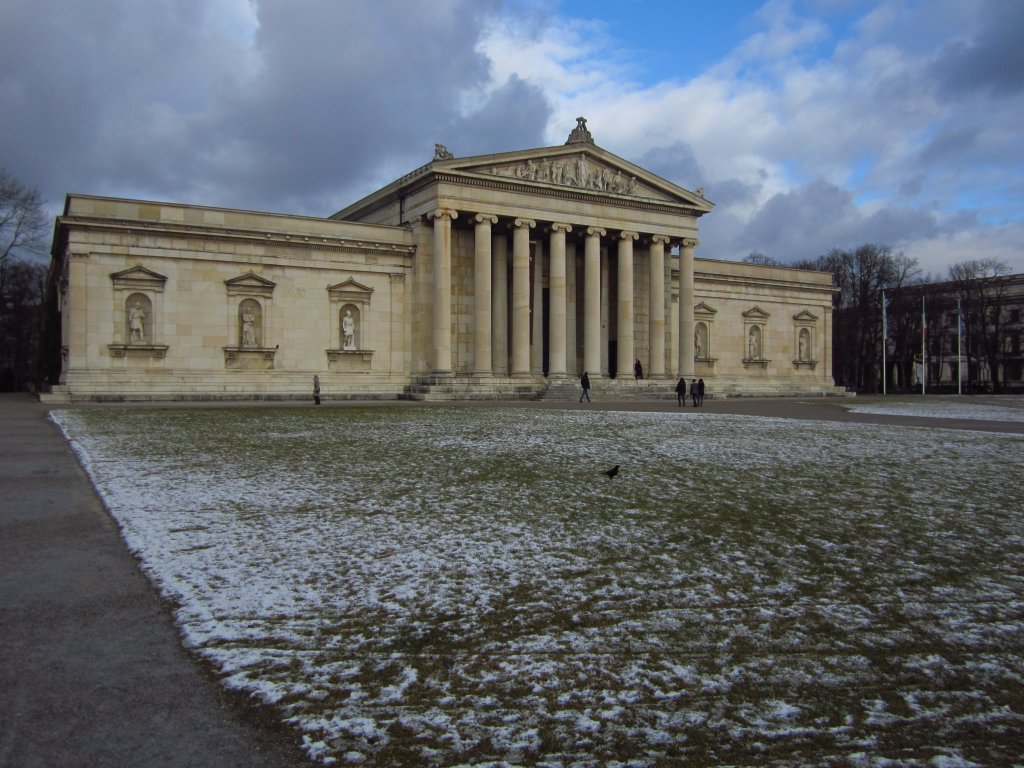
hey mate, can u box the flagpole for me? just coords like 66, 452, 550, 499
881, 290, 888, 396
957, 297, 962, 395
921, 295, 926, 396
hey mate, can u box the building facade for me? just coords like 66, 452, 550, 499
45, 119, 842, 402
884, 273, 1024, 393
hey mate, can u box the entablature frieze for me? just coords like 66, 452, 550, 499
59, 217, 416, 260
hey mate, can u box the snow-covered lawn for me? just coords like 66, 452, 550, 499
52, 406, 1024, 767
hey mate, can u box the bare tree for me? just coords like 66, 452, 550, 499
948, 258, 1012, 392
812, 245, 919, 392
742, 251, 778, 266
0, 171, 49, 390
0, 257, 47, 390
1, 170, 48, 265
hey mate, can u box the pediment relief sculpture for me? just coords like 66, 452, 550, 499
478, 153, 656, 198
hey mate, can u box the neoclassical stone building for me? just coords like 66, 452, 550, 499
45, 119, 841, 402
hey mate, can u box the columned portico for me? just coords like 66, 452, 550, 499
473, 213, 497, 376
678, 238, 697, 380
429, 208, 457, 376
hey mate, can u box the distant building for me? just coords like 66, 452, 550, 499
884, 272, 1024, 393
44, 119, 843, 402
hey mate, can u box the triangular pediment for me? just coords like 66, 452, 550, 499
110, 265, 167, 288
743, 306, 771, 319
435, 144, 713, 210
694, 301, 717, 316
327, 278, 373, 295
793, 309, 819, 322
225, 271, 276, 297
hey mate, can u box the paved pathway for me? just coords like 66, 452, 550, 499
0, 394, 312, 768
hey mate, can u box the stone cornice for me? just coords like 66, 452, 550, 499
59, 216, 416, 258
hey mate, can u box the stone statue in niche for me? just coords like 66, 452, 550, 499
128, 301, 146, 344
241, 305, 257, 347
695, 323, 708, 359
342, 309, 356, 350
749, 327, 760, 359
799, 329, 809, 361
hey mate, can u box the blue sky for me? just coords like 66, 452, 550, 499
1, 0, 1021, 274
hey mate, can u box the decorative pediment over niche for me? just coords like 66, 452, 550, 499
793, 309, 819, 322
694, 301, 717, 316
110, 265, 167, 291
743, 306, 771, 320
225, 272, 276, 298
328, 278, 374, 304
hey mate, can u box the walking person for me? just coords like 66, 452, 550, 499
634, 359, 643, 380
312, 374, 321, 406
697, 377, 705, 406
689, 378, 699, 407
579, 371, 591, 403
675, 377, 686, 407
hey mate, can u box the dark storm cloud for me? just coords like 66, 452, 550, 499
930, 1, 1024, 97
0, 0, 551, 217
635, 142, 705, 191
727, 179, 942, 264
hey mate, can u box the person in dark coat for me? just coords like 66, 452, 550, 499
689, 378, 699, 407
313, 374, 321, 406
634, 359, 643, 380
697, 377, 705, 406
675, 377, 685, 407
579, 371, 591, 403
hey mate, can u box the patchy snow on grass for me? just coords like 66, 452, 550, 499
51, 406, 1024, 766
846, 396, 1024, 422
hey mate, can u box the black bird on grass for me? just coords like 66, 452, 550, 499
603, 464, 620, 479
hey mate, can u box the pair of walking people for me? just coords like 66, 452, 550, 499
675, 377, 704, 407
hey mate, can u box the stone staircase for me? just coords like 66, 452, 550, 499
401, 376, 546, 401
536, 377, 680, 402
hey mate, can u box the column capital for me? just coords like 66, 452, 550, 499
513, 217, 536, 230
474, 212, 498, 225
618, 230, 639, 241
549, 222, 573, 234
649, 234, 671, 246
681, 237, 699, 249
586, 226, 606, 238
428, 208, 458, 222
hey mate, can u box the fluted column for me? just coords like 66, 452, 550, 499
566, 241, 578, 373
473, 213, 497, 376
583, 227, 605, 378
511, 218, 535, 376
649, 235, 669, 378
491, 229, 509, 375
531, 237, 544, 374
678, 237, 697, 379
429, 209, 457, 376
548, 223, 572, 377
617, 231, 639, 378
